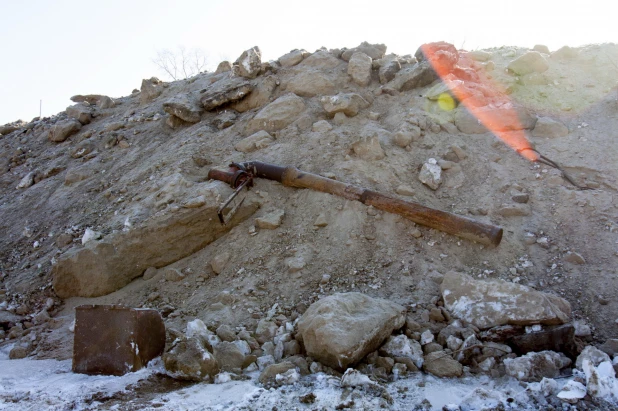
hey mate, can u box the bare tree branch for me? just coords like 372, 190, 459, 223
152, 47, 209, 81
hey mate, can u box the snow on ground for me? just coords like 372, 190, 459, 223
0, 356, 546, 411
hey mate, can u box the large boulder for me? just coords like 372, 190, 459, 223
48, 120, 82, 143
387, 61, 438, 92
230, 76, 277, 113
140, 77, 163, 103
320, 93, 369, 117
296, 292, 405, 371
52, 186, 259, 298
245, 93, 306, 135
284, 70, 335, 97
233, 46, 262, 79
200, 77, 254, 111
504, 351, 571, 382
70, 94, 115, 108
299, 50, 342, 69
278, 49, 306, 67
441, 271, 571, 330
162, 94, 203, 123
163, 337, 219, 381
347, 52, 372, 86
66, 104, 92, 125
423, 351, 463, 378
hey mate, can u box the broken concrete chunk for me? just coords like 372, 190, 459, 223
163, 94, 203, 123
297, 292, 405, 371
255, 209, 285, 229
320, 93, 369, 117
234, 130, 274, 153
441, 271, 571, 330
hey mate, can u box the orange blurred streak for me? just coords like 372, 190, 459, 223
421, 44, 539, 162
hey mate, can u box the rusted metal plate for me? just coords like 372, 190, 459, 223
72, 305, 165, 376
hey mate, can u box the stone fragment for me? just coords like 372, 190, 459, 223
351, 135, 385, 161
396, 185, 414, 196
245, 93, 306, 135
16, 172, 35, 189
532, 117, 569, 138
423, 351, 463, 378
393, 131, 413, 148
233, 46, 262, 79
575, 346, 610, 370
497, 204, 531, 217
312, 120, 332, 133
258, 362, 297, 387
255, 209, 285, 229
66, 104, 92, 125
300, 50, 342, 69
71, 94, 115, 108
143, 267, 158, 280
507, 52, 549, 75
418, 158, 442, 190
297, 292, 405, 371
455, 106, 537, 134
0, 123, 22, 135
557, 380, 587, 404
508, 324, 577, 358
387, 61, 438, 92
163, 338, 219, 381
234, 130, 274, 153
98, 96, 115, 109
200, 77, 254, 111
284, 70, 335, 97
48, 120, 82, 142
279, 49, 305, 67
64, 166, 91, 185
213, 341, 245, 372
210, 252, 231, 275
503, 351, 571, 382
71, 141, 95, 159
466, 50, 492, 61
164, 268, 184, 282
140, 77, 163, 103
420, 330, 434, 345
231, 76, 277, 113
341, 42, 387, 61
564, 251, 586, 265
582, 359, 618, 400
378, 55, 401, 84
9, 346, 28, 359
511, 193, 529, 204
599, 339, 618, 356
380, 335, 424, 369
441, 271, 571, 330
341, 369, 375, 388
348, 52, 372, 86
163, 94, 203, 123
320, 93, 369, 117
215, 61, 232, 74
314, 214, 328, 227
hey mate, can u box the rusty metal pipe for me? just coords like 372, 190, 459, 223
213, 161, 503, 246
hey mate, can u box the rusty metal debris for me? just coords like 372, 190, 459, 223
208, 161, 503, 246
72, 305, 166, 376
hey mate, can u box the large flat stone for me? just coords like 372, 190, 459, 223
297, 292, 405, 371
441, 271, 571, 330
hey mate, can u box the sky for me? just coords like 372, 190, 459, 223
0, 0, 615, 125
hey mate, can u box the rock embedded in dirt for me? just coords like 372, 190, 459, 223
162, 94, 203, 123
418, 158, 442, 190
351, 135, 385, 161
508, 324, 578, 358
297, 292, 405, 371
503, 350, 571, 382
200, 77, 254, 111
278, 49, 305, 67
163, 337, 220, 381
9, 346, 28, 360
245, 93, 306, 135
213, 341, 245, 372
142, 267, 158, 280
378, 55, 401, 84
387, 61, 438, 92
66, 104, 92, 125
563, 251, 586, 265
210, 252, 231, 275
140, 77, 163, 103
496, 203, 531, 217
234, 130, 274, 153
320, 93, 369, 117
507, 51, 549, 75
233, 46, 262, 79
255, 209, 285, 229
441, 271, 571, 330
422, 351, 463, 378
531, 117, 569, 138
164, 267, 184, 282
454, 105, 537, 134
284, 70, 335, 97
348, 52, 373, 87
380, 335, 424, 369
258, 361, 297, 386
48, 119, 82, 142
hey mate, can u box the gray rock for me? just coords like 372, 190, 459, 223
575, 346, 610, 370
504, 351, 571, 382
166, 115, 191, 129
297, 292, 405, 371
341, 42, 387, 61
380, 335, 424, 369
212, 110, 237, 129
441, 271, 571, 330
573, 319, 592, 337
200, 77, 254, 111
71, 94, 115, 108
164, 268, 184, 282
245, 93, 306, 135
351, 135, 385, 161
533, 45, 550, 54
98, 96, 115, 109
234, 130, 274, 153
284, 70, 335, 97
387, 61, 438, 92
418, 159, 442, 190
66, 104, 92, 125
507, 52, 549, 75
163, 94, 203, 123
143, 267, 158, 280
0, 123, 23, 135
16, 172, 35, 189
348, 52, 373, 86
378, 55, 401, 84
497, 203, 531, 217
320, 93, 369, 117
140, 77, 163, 103
532, 117, 569, 138
255, 209, 285, 229
9, 346, 28, 359
312, 120, 332, 133
234, 47, 262, 79
210, 252, 231, 275
216, 324, 236, 342
48, 120, 82, 142
564, 251, 586, 265
423, 351, 463, 377
299, 50, 342, 69
466, 50, 492, 62
255, 319, 277, 344
163, 338, 219, 381
213, 341, 245, 372
279, 49, 305, 67
455, 106, 537, 134
557, 380, 587, 404
599, 339, 618, 356
258, 362, 297, 387
215, 61, 232, 74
